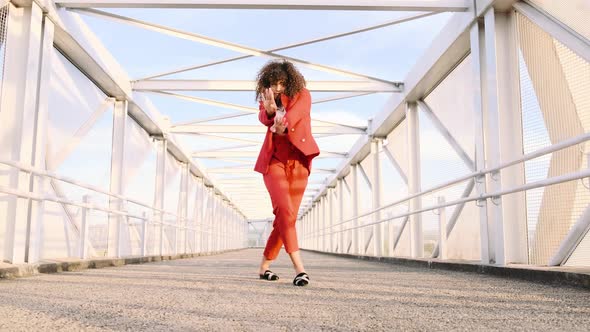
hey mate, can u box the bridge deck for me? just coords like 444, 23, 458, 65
0, 249, 589, 331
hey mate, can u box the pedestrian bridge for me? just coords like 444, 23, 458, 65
1, 0, 590, 329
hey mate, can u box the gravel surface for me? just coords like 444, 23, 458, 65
0, 249, 588, 331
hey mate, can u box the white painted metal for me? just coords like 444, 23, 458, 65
157, 91, 365, 130
437, 196, 447, 260
174, 124, 364, 135
140, 212, 148, 256
350, 164, 360, 254
138, 12, 435, 81
0, 3, 44, 264
79, 195, 90, 259
489, 10, 527, 264
513, 2, 590, 63
418, 100, 475, 170
52, 98, 114, 168
108, 100, 128, 258
26, 11, 54, 264
56, 0, 470, 12
69, 8, 398, 85
406, 102, 423, 258
193, 151, 346, 159
548, 203, 590, 266
338, 179, 344, 254
134, 80, 400, 93
470, 21, 491, 264
483, 8, 506, 265
371, 139, 384, 257
154, 138, 167, 255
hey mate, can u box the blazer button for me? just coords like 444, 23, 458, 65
291, 128, 295, 132
301, 138, 306, 142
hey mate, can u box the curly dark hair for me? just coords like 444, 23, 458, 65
255, 59, 306, 101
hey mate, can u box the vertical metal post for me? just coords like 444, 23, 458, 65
470, 20, 492, 264
0, 3, 46, 263
313, 202, 318, 250
328, 189, 335, 252
154, 138, 167, 256
179, 163, 189, 254
117, 199, 128, 258
338, 179, 345, 254
406, 102, 423, 258
27, 12, 54, 264
494, 10, 527, 264
108, 100, 128, 257
351, 164, 360, 254
371, 138, 384, 256
79, 195, 90, 259
141, 212, 148, 257
483, 8, 506, 265
437, 196, 447, 260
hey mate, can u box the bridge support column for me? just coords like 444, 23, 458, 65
350, 164, 361, 254
108, 100, 128, 258
0, 2, 53, 263
338, 178, 345, 254
370, 138, 384, 257
406, 102, 423, 258
154, 137, 167, 256
470, 20, 492, 264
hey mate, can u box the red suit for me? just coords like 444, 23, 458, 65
255, 88, 320, 260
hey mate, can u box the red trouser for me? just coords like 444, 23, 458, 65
263, 158, 309, 260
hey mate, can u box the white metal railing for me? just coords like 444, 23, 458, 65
304, 132, 590, 261
0, 158, 246, 260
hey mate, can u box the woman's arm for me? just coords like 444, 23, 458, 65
258, 101, 275, 127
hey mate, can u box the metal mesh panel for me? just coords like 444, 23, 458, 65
528, 0, 590, 41
0, 4, 7, 107
517, 12, 590, 265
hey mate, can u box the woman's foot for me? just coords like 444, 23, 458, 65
293, 272, 309, 286
259, 270, 279, 281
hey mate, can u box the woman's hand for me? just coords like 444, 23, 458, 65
272, 116, 289, 135
261, 88, 277, 116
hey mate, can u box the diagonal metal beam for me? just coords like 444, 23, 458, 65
206, 167, 337, 174
151, 90, 367, 131
68, 8, 399, 85
174, 124, 366, 135
173, 132, 262, 145
137, 12, 437, 80
193, 150, 347, 158
133, 80, 401, 92
57, 0, 470, 12
418, 100, 475, 171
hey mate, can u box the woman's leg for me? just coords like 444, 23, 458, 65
285, 161, 309, 274
259, 161, 290, 273
260, 160, 309, 275
288, 250, 305, 274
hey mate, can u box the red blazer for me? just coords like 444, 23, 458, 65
254, 88, 320, 174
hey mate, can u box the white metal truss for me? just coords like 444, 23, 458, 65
136, 12, 437, 81
133, 80, 401, 93
55, 0, 470, 12
150, 91, 368, 131
173, 124, 365, 135
67, 8, 400, 86
195, 151, 346, 159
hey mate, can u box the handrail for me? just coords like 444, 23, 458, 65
306, 132, 590, 237
322, 167, 590, 236
0, 184, 214, 233
0, 158, 179, 218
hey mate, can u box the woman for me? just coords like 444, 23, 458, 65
254, 59, 320, 286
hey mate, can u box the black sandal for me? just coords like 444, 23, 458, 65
293, 272, 309, 286
259, 270, 279, 281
